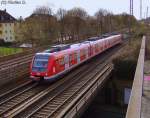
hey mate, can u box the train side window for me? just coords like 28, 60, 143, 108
81, 49, 85, 56
74, 53, 77, 59
82, 50, 84, 56
83, 49, 86, 56
59, 58, 64, 65
69, 54, 73, 61
64, 55, 69, 63
85, 49, 88, 55
80, 50, 82, 57
80, 51, 82, 57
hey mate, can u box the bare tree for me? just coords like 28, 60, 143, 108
15, 6, 139, 46
15, 19, 36, 47
33, 6, 53, 15
56, 8, 67, 43
15, 6, 59, 46
95, 9, 109, 35
66, 7, 88, 41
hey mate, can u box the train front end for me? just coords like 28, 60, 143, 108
30, 53, 54, 81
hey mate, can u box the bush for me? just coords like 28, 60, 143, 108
113, 59, 137, 80
112, 38, 141, 80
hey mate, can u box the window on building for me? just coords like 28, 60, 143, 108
5, 30, 7, 33
5, 24, 7, 27
6, 37, 8, 40
10, 24, 11, 26
10, 30, 11, 33
1, 16, 4, 21
10, 37, 12, 40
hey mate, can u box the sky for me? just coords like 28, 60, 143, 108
0, 0, 150, 19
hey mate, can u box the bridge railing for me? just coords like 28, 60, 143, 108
125, 36, 146, 118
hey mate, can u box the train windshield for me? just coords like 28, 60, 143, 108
32, 55, 49, 72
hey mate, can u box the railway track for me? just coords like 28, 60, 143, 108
0, 52, 96, 117
0, 54, 33, 71
0, 53, 33, 86
0, 80, 32, 101
22, 64, 111, 118
0, 46, 47, 85
0, 45, 50, 69
0, 62, 30, 86
0, 81, 49, 116
0, 61, 91, 117
0, 40, 126, 117
0, 43, 124, 118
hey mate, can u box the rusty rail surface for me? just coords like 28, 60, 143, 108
126, 36, 145, 118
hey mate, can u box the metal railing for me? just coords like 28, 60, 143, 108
126, 36, 146, 118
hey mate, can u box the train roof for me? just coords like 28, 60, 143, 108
43, 44, 70, 53
35, 34, 121, 56
87, 37, 100, 41
35, 52, 52, 56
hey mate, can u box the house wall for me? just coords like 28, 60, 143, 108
0, 22, 15, 42
0, 23, 3, 40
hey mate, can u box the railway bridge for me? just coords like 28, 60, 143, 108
59, 35, 149, 118
0, 36, 123, 117
0, 36, 148, 118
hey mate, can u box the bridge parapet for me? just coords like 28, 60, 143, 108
126, 36, 146, 118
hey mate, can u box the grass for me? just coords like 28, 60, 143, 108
0, 47, 23, 57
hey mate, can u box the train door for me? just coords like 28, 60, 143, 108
91, 45, 94, 56
77, 50, 80, 63
64, 54, 69, 70
86, 48, 88, 58
89, 43, 92, 56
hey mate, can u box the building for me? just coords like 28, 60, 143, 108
0, 9, 16, 43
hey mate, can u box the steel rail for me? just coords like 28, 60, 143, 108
0, 82, 42, 115
3, 56, 94, 117
0, 82, 37, 105
57, 65, 113, 118
25, 64, 109, 118
0, 80, 32, 99
3, 41, 126, 117
16, 62, 110, 118
0, 54, 33, 67
13, 43, 124, 118
47, 65, 112, 118
0, 58, 31, 71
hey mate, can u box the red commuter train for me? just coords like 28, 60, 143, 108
30, 34, 122, 81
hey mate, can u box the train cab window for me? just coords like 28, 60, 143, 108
59, 58, 65, 65
32, 55, 49, 72
56, 60, 59, 65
